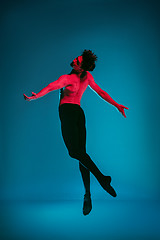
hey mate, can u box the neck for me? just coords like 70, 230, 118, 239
69, 69, 82, 74
69, 69, 87, 79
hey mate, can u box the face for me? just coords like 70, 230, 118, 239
70, 55, 83, 71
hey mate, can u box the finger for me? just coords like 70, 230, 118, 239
122, 112, 126, 118
122, 109, 126, 118
23, 94, 31, 101
23, 94, 27, 100
121, 105, 129, 110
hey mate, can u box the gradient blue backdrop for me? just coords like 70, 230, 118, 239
1, 0, 160, 201
1, 0, 160, 239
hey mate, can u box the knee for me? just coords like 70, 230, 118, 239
69, 150, 86, 159
68, 150, 78, 159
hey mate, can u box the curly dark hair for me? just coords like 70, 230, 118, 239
81, 49, 98, 71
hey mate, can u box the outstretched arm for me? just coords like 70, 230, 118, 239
23, 75, 69, 101
88, 73, 129, 118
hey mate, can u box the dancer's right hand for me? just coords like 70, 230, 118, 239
117, 104, 129, 118
23, 92, 37, 101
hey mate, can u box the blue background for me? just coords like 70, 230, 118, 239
1, 0, 160, 240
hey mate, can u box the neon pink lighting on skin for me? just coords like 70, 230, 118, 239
23, 56, 128, 118
72, 56, 83, 72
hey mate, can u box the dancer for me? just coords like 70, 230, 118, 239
23, 49, 129, 215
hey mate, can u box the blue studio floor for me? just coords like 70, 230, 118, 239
1, 199, 160, 240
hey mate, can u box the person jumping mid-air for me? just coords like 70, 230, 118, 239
23, 49, 129, 216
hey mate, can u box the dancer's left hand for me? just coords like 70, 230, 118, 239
23, 92, 37, 101
117, 104, 129, 118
